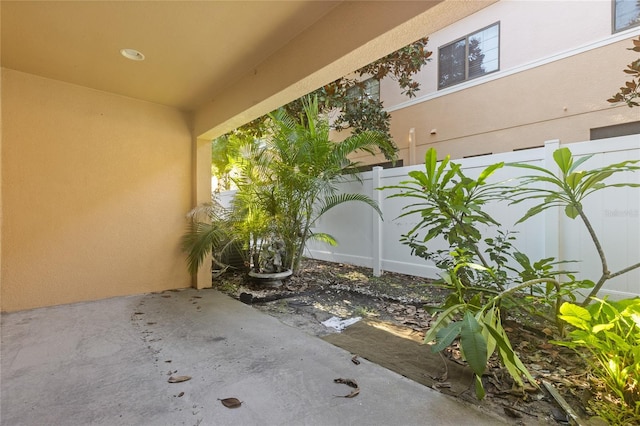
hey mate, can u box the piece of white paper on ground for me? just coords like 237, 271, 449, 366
321, 316, 362, 332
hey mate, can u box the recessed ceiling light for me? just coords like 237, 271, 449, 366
120, 48, 145, 61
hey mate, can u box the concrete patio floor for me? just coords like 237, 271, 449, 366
1, 288, 504, 425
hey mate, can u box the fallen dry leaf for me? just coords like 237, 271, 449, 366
218, 397, 242, 408
342, 388, 360, 398
334, 378, 360, 398
334, 378, 358, 388
168, 375, 191, 383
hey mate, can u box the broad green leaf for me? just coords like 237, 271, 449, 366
553, 148, 573, 174
308, 232, 338, 246
568, 153, 594, 173
424, 148, 438, 185
479, 309, 497, 358
566, 171, 585, 190
486, 320, 538, 387
484, 324, 524, 387
516, 203, 552, 224
477, 162, 504, 184
474, 375, 486, 400
423, 304, 463, 344
460, 312, 488, 376
407, 170, 429, 188
604, 331, 631, 351
559, 302, 591, 330
435, 154, 451, 186
564, 203, 581, 219
591, 323, 615, 334
467, 293, 483, 310
580, 171, 613, 195
432, 321, 462, 353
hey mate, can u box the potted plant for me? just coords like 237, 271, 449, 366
182, 190, 293, 287
183, 95, 397, 285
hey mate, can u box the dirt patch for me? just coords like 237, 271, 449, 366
213, 258, 593, 425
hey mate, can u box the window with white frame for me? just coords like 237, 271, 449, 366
438, 22, 500, 89
345, 77, 380, 114
613, 0, 640, 32
346, 78, 379, 102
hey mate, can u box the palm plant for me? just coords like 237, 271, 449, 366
182, 200, 238, 276
183, 95, 396, 276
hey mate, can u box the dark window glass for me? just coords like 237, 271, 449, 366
614, 0, 640, 32
345, 78, 380, 114
438, 39, 466, 88
346, 78, 380, 102
438, 23, 500, 89
590, 121, 640, 140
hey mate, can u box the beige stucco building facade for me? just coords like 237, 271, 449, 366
351, 0, 640, 166
2, 1, 499, 312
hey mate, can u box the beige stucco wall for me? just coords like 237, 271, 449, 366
1, 69, 193, 311
350, 37, 640, 165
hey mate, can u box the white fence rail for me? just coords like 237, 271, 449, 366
220, 135, 640, 299
306, 136, 640, 299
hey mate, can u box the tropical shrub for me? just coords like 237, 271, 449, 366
554, 298, 640, 424
384, 146, 639, 399
382, 148, 553, 398
182, 200, 238, 275
183, 95, 397, 276
506, 147, 640, 304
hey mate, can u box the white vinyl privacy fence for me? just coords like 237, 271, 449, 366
220, 135, 640, 299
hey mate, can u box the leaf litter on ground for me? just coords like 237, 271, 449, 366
218, 397, 242, 408
334, 378, 360, 398
214, 258, 593, 423
168, 375, 191, 383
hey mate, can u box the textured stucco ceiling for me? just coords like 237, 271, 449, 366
1, 1, 342, 111
1, 1, 496, 138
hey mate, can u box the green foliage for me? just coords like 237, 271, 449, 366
508, 147, 639, 223
423, 287, 539, 400
384, 148, 505, 276
608, 36, 640, 108
261, 96, 395, 273
211, 132, 244, 192
384, 146, 640, 399
212, 37, 432, 185
553, 298, 640, 424
388, 147, 639, 400
358, 37, 432, 98
383, 149, 570, 303
383, 148, 554, 398
183, 95, 396, 276
182, 201, 239, 276
506, 147, 640, 303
